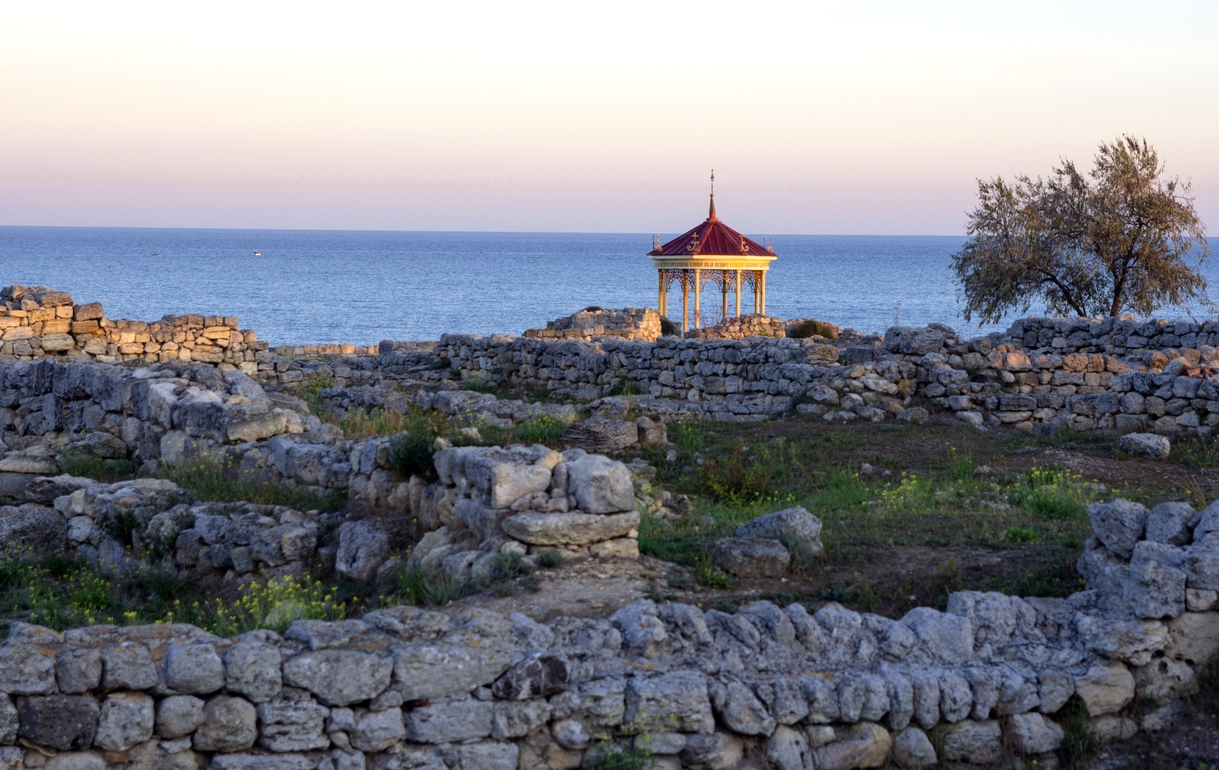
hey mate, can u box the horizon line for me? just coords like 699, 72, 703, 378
1, 223, 970, 239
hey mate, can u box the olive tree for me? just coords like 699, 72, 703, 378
953, 136, 1209, 323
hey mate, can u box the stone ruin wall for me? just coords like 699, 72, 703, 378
433, 314, 1219, 436
0, 495, 1216, 770
684, 314, 786, 341
0, 287, 265, 371
524, 308, 661, 342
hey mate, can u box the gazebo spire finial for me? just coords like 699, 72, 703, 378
708, 169, 717, 221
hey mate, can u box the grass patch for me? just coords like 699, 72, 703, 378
1056, 696, 1099, 768
0, 556, 345, 636
162, 454, 346, 512
536, 549, 565, 568
481, 414, 574, 448
57, 452, 135, 483
461, 376, 496, 394
1170, 435, 1219, 468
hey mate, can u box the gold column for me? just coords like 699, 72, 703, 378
753, 272, 761, 314
694, 268, 701, 329
681, 272, 690, 334
734, 270, 742, 317
721, 272, 728, 322
657, 270, 665, 316
761, 271, 767, 315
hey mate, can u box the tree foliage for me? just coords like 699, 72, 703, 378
953, 136, 1209, 322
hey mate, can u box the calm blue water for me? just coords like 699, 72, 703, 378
0, 227, 1213, 346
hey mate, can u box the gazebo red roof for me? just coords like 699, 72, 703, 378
649, 194, 774, 258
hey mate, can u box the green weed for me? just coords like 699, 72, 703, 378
388, 432, 437, 482
536, 549, 566, 568
57, 452, 134, 483
163, 454, 346, 512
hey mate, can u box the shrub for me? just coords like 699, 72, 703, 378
1056, 696, 1098, 768
394, 567, 463, 606
1010, 468, 1091, 520
698, 565, 733, 590
659, 317, 680, 337
789, 319, 840, 339
490, 551, 534, 580
1001, 526, 1038, 544
388, 432, 437, 482
536, 549, 565, 568
428, 356, 452, 370
583, 305, 603, 312
200, 576, 347, 636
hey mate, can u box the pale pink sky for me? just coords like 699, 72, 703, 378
2, 1, 1217, 234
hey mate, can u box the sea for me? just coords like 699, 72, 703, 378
0, 227, 1214, 347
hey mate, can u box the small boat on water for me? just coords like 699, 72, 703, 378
252, 251, 262, 257
151, 252, 160, 257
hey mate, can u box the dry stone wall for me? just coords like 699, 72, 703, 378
0, 286, 266, 369
0, 496, 1215, 770
684, 314, 786, 340
524, 308, 661, 342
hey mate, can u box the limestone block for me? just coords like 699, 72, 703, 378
892, 726, 936, 769
125, 739, 201, 770
1146, 501, 1197, 546
1118, 432, 1171, 460
50, 649, 99, 695
392, 642, 514, 702
623, 671, 714, 734
349, 707, 404, 751
1006, 712, 1064, 754
565, 454, 635, 513
735, 507, 824, 557
191, 696, 257, 752
1132, 656, 1196, 702
0, 747, 20, 770
765, 725, 812, 770
451, 741, 518, 770
42, 753, 106, 770
1184, 534, 1219, 592
1163, 611, 1219, 665
939, 719, 1002, 764
491, 700, 550, 740
334, 521, 389, 582
0, 647, 57, 695
1074, 664, 1134, 716
0, 504, 68, 559
589, 536, 640, 559
1074, 613, 1167, 665
16, 695, 100, 750
669, 733, 739, 770
0, 695, 14, 745
282, 650, 392, 707
1088, 498, 1148, 559
708, 677, 776, 736
551, 719, 590, 750
223, 642, 282, 704
710, 537, 790, 578
501, 510, 638, 546
403, 695, 493, 744
209, 754, 315, 770
165, 645, 224, 695
155, 696, 205, 739
256, 689, 330, 752
490, 654, 570, 700
810, 722, 892, 770
900, 607, 973, 664
94, 692, 154, 752
102, 643, 158, 691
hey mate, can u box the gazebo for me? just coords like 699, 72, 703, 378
648, 176, 777, 333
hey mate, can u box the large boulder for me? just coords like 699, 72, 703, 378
0, 504, 68, 559
710, 538, 791, 578
1119, 432, 1171, 460
502, 511, 638, 546
334, 521, 390, 583
736, 507, 824, 558
1089, 498, 1148, 559
565, 454, 635, 513
561, 419, 639, 454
